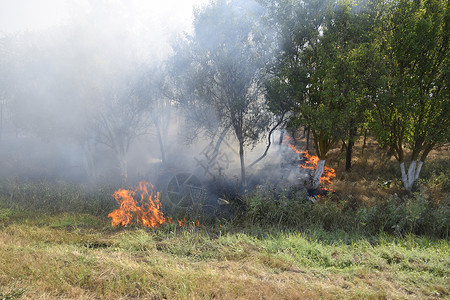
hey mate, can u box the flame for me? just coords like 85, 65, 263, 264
283, 136, 336, 191
107, 181, 168, 228
177, 218, 187, 227
301, 150, 336, 189
107, 182, 201, 228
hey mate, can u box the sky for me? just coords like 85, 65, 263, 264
0, 0, 209, 35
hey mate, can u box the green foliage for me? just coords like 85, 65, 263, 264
243, 188, 449, 238
245, 187, 313, 227
369, 0, 449, 163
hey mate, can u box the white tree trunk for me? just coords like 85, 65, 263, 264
118, 155, 128, 184
407, 161, 417, 189
400, 161, 421, 192
414, 161, 423, 182
312, 159, 325, 189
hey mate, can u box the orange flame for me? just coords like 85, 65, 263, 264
177, 217, 187, 227
283, 136, 336, 191
107, 181, 168, 228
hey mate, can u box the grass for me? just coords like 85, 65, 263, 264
0, 140, 448, 299
0, 210, 449, 299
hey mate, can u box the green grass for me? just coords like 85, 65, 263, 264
0, 146, 448, 299
0, 209, 448, 299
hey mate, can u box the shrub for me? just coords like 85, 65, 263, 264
243, 187, 449, 238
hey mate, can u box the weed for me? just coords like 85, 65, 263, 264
0, 287, 26, 300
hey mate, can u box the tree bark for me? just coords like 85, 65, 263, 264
407, 160, 417, 190
238, 138, 246, 189
345, 125, 357, 171
400, 161, 420, 192
400, 162, 409, 191
305, 127, 310, 151
279, 129, 284, 145
345, 138, 353, 171
154, 120, 166, 164
312, 159, 325, 189
118, 154, 128, 184
362, 128, 367, 154
414, 161, 423, 181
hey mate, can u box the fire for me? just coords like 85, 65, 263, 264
302, 150, 336, 191
107, 181, 201, 228
107, 181, 168, 228
177, 218, 187, 227
283, 136, 336, 191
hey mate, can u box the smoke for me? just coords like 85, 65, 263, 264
0, 0, 311, 209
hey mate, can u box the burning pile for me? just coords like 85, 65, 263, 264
108, 181, 170, 228
283, 136, 336, 191
299, 150, 336, 191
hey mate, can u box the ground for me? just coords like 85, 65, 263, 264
0, 138, 448, 299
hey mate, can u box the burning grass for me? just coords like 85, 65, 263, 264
107, 181, 168, 228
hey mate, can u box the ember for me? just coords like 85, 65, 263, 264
108, 181, 168, 228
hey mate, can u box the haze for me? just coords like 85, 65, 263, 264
0, 0, 292, 189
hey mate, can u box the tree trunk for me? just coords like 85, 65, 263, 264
345, 139, 353, 171
362, 128, 367, 154
152, 116, 166, 165
118, 154, 128, 184
155, 123, 166, 164
312, 159, 325, 189
279, 129, 284, 146
400, 161, 420, 192
414, 161, 423, 181
238, 138, 247, 189
305, 128, 310, 151
400, 162, 409, 191
345, 126, 357, 171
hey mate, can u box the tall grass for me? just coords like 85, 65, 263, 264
243, 187, 449, 238
0, 179, 117, 216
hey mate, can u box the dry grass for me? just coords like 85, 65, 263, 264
309, 138, 450, 205
0, 136, 448, 299
1, 218, 448, 299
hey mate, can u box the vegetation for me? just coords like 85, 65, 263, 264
265, 0, 449, 191
0, 209, 449, 299
0, 142, 448, 299
0, 0, 448, 298
170, 0, 274, 188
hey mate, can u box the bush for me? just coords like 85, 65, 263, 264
244, 186, 313, 228
243, 187, 449, 238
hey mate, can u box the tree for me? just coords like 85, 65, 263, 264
316, 0, 378, 171
170, 0, 274, 188
370, 0, 449, 191
262, 0, 333, 189
134, 64, 173, 165
266, 0, 385, 188
93, 81, 151, 183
